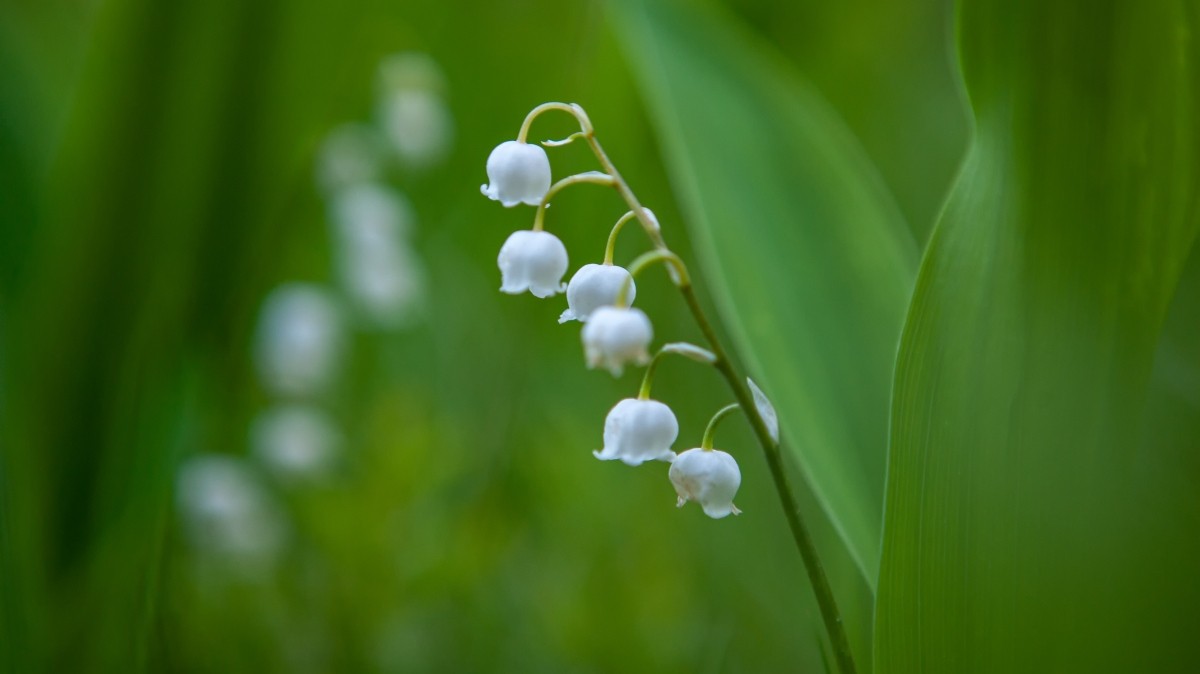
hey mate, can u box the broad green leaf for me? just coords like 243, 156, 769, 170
610, 0, 919, 585
875, 2, 1200, 672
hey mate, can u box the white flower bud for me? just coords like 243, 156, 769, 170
558, 263, 635, 324
747, 377, 780, 445
641, 207, 662, 234
669, 448, 742, 518
593, 398, 678, 466
581, 306, 653, 377
480, 140, 552, 207
498, 230, 569, 298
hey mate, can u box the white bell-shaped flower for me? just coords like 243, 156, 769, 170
559, 263, 635, 324
669, 448, 742, 518
498, 230, 569, 297
480, 140, 552, 207
593, 398, 678, 466
581, 306, 652, 376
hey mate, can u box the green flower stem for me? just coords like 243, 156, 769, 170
586, 133, 669, 251
532, 172, 616, 232
701, 403, 741, 450
604, 210, 639, 265
680, 284, 857, 674
614, 249, 689, 307
593, 123, 856, 674
626, 248, 690, 286
638, 342, 716, 400
522, 101, 857, 674
517, 102, 585, 142
638, 349, 669, 400
518, 102, 666, 249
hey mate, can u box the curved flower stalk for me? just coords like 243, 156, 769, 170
480, 102, 858, 674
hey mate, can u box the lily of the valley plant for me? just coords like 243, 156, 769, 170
480, 103, 859, 674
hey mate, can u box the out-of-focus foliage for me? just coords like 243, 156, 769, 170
5, 0, 1192, 672
1, 0, 965, 671
874, 2, 1200, 673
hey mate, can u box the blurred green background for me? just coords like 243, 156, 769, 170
5, 0, 1194, 672
0, 0, 963, 670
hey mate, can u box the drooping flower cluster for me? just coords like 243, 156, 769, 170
480, 103, 753, 519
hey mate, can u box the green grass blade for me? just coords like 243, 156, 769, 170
875, 1, 1200, 672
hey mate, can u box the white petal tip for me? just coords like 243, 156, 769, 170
702, 504, 741, 519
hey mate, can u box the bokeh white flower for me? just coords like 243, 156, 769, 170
376, 53, 453, 168
176, 454, 287, 566
481, 141, 552, 207
255, 284, 344, 397
498, 230, 568, 297
329, 182, 414, 242
328, 183, 425, 328
594, 398, 678, 466
251, 404, 343, 485
343, 245, 426, 328
669, 448, 742, 519
559, 263, 635, 324
581, 306, 653, 376
379, 90, 453, 168
315, 123, 387, 195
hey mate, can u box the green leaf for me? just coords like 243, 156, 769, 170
609, 0, 919, 585
875, 1, 1200, 672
